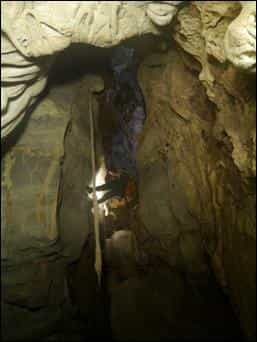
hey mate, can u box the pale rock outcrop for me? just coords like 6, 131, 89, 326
225, 1, 256, 73
2, 1, 255, 140
1, 1, 183, 140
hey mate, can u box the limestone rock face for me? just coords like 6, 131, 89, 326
225, 1, 256, 73
2, 1, 183, 56
1, 74, 103, 340
58, 75, 104, 261
1, 1, 256, 340
1, 1, 182, 140
1, 91, 70, 340
137, 1, 256, 338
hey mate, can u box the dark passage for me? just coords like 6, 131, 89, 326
16, 36, 244, 341
87, 46, 146, 206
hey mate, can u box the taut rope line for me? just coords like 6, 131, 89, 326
89, 94, 102, 287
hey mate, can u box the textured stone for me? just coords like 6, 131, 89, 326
1, 74, 104, 340
2, 96, 69, 264
1, 1, 256, 340
225, 1, 256, 73
58, 74, 104, 261
110, 266, 241, 341
1, 1, 183, 139
2, 1, 254, 140
137, 4, 256, 337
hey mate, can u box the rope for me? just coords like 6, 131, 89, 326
89, 94, 102, 287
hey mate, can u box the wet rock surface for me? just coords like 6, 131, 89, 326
1, 2, 256, 340
1, 75, 104, 341
135, 3, 256, 338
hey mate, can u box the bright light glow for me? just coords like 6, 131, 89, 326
89, 160, 109, 216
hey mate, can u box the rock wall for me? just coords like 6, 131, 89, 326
1, 89, 70, 340
1, 74, 104, 340
136, 1, 256, 339
1, 1, 256, 340
1, 1, 182, 140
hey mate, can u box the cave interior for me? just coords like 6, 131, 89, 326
2, 19, 256, 342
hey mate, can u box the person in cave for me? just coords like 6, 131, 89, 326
88, 171, 132, 204
88, 46, 146, 205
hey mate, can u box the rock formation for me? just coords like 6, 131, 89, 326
225, 1, 256, 73
136, 1, 256, 339
1, 1, 256, 341
2, 1, 255, 140
1, 1, 183, 139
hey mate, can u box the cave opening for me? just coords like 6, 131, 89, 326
32, 34, 244, 342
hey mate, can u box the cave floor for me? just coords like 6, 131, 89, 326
59, 199, 243, 342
